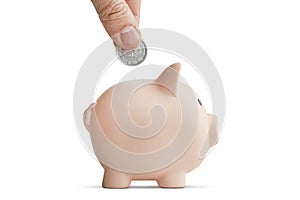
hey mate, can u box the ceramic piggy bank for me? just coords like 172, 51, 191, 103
83, 63, 218, 188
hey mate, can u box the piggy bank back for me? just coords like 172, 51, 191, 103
84, 63, 218, 188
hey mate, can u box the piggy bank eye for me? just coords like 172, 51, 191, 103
197, 99, 202, 106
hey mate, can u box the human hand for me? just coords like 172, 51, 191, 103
91, 0, 141, 49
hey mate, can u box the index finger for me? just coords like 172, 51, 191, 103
125, 0, 141, 24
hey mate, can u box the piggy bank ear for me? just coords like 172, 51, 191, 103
156, 63, 181, 95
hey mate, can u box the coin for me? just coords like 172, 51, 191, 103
115, 40, 147, 66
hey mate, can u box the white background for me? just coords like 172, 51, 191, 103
0, 0, 300, 199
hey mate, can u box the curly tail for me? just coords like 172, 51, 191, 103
83, 103, 97, 132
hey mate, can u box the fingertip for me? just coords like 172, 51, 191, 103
111, 26, 141, 49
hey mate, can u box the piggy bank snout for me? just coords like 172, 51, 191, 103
200, 114, 218, 159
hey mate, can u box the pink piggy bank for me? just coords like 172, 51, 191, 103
83, 63, 218, 188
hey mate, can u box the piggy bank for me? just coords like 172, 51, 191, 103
83, 63, 218, 188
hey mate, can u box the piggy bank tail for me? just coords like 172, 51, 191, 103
83, 102, 97, 132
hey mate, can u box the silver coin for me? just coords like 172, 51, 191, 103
115, 40, 147, 66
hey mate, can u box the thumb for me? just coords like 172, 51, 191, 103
92, 0, 141, 49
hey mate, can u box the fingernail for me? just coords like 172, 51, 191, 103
112, 26, 141, 49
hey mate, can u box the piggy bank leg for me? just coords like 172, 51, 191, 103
157, 172, 185, 188
102, 169, 131, 188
